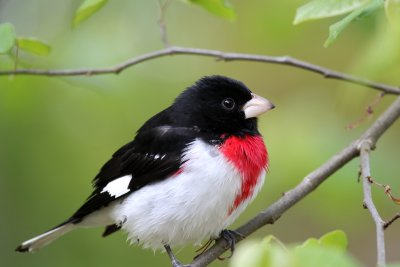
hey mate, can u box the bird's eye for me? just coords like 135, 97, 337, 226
221, 98, 235, 110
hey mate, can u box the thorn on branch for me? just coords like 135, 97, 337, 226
384, 213, 400, 229
269, 215, 281, 224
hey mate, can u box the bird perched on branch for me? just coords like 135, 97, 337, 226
16, 75, 275, 267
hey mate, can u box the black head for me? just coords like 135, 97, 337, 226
169, 75, 274, 135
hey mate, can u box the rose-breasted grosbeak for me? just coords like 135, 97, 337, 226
16, 75, 275, 267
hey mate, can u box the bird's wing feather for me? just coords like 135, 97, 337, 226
69, 126, 199, 222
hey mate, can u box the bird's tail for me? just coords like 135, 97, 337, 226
15, 222, 76, 252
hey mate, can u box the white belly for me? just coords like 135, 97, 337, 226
110, 139, 265, 249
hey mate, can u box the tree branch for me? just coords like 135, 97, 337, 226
1, 46, 399, 95
190, 96, 400, 267
360, 141, 386, 267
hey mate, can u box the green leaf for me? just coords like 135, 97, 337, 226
16, 38, 51, 56
0, 23, 16, 54
186, 0, 235, 20
295, 245, 361, 267
297, 237, 319, 250
233, 231, 360, 267
385, 0, 400, 26
294, 0, 370, 24
231, 241, 269, 267
324, 0, 384, 47
73, 0, 108, 27
319, 230, 348, 251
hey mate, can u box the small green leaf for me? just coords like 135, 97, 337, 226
294, 0, 370, 24
73, 0, 108, 27
385, 0, 400, 26
186, 0, 235, 20
0, 23, 16, 54
324, 0, 384, 47
16, 38, 51, 56
319, 230, 348, 251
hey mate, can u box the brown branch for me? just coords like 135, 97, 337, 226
190, 96, 400, 267
0, 46, 399, 95
359, 141, 386, 267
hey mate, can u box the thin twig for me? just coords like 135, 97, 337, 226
346, 92, 386, 129
359, 141, 386, 267
367, 177, 400, 205
384, 213, 400, 229
1, 46, 399, 95
190, 96, 400, 267
157, 0, 171, 47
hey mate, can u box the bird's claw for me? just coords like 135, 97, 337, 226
217, 229, 244, 260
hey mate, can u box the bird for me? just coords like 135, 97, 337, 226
15, 75, 275, 267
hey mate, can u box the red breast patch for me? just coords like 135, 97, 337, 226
219, 135, 268, 214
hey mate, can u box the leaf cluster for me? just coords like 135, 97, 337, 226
294, 0, 400, 47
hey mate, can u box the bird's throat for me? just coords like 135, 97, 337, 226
219, 134, 268, 213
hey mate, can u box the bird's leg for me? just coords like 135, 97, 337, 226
218, 229, 245, 260
164, 244, 191, 267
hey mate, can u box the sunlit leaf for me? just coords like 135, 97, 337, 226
385, 0, 400, 27
324, 0, 384, 47
233, 231, 359, 267
0, 23, 16, 54
185, 0, 235, 20
294, 0, 370, 24
16, 38, 51, 56
73, 0, 108, 27
319, 230, 348, 251
297, 237, 319, 250
231, 241, 269, 267
295, 245, 361, 267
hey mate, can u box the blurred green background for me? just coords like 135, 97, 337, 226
1, 1, 400, 266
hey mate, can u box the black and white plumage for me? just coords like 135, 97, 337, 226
16, 75, 275, 267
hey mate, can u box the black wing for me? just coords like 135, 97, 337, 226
69, 126, 199, 223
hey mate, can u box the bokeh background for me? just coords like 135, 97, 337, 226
1, 0, 400, 266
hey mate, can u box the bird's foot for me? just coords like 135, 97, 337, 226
217, 229, 245, 260
164, 244, 192, 267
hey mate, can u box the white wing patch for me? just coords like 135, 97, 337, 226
101, 175, 132, 198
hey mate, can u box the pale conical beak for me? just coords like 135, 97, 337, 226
243, 93, 275, 119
